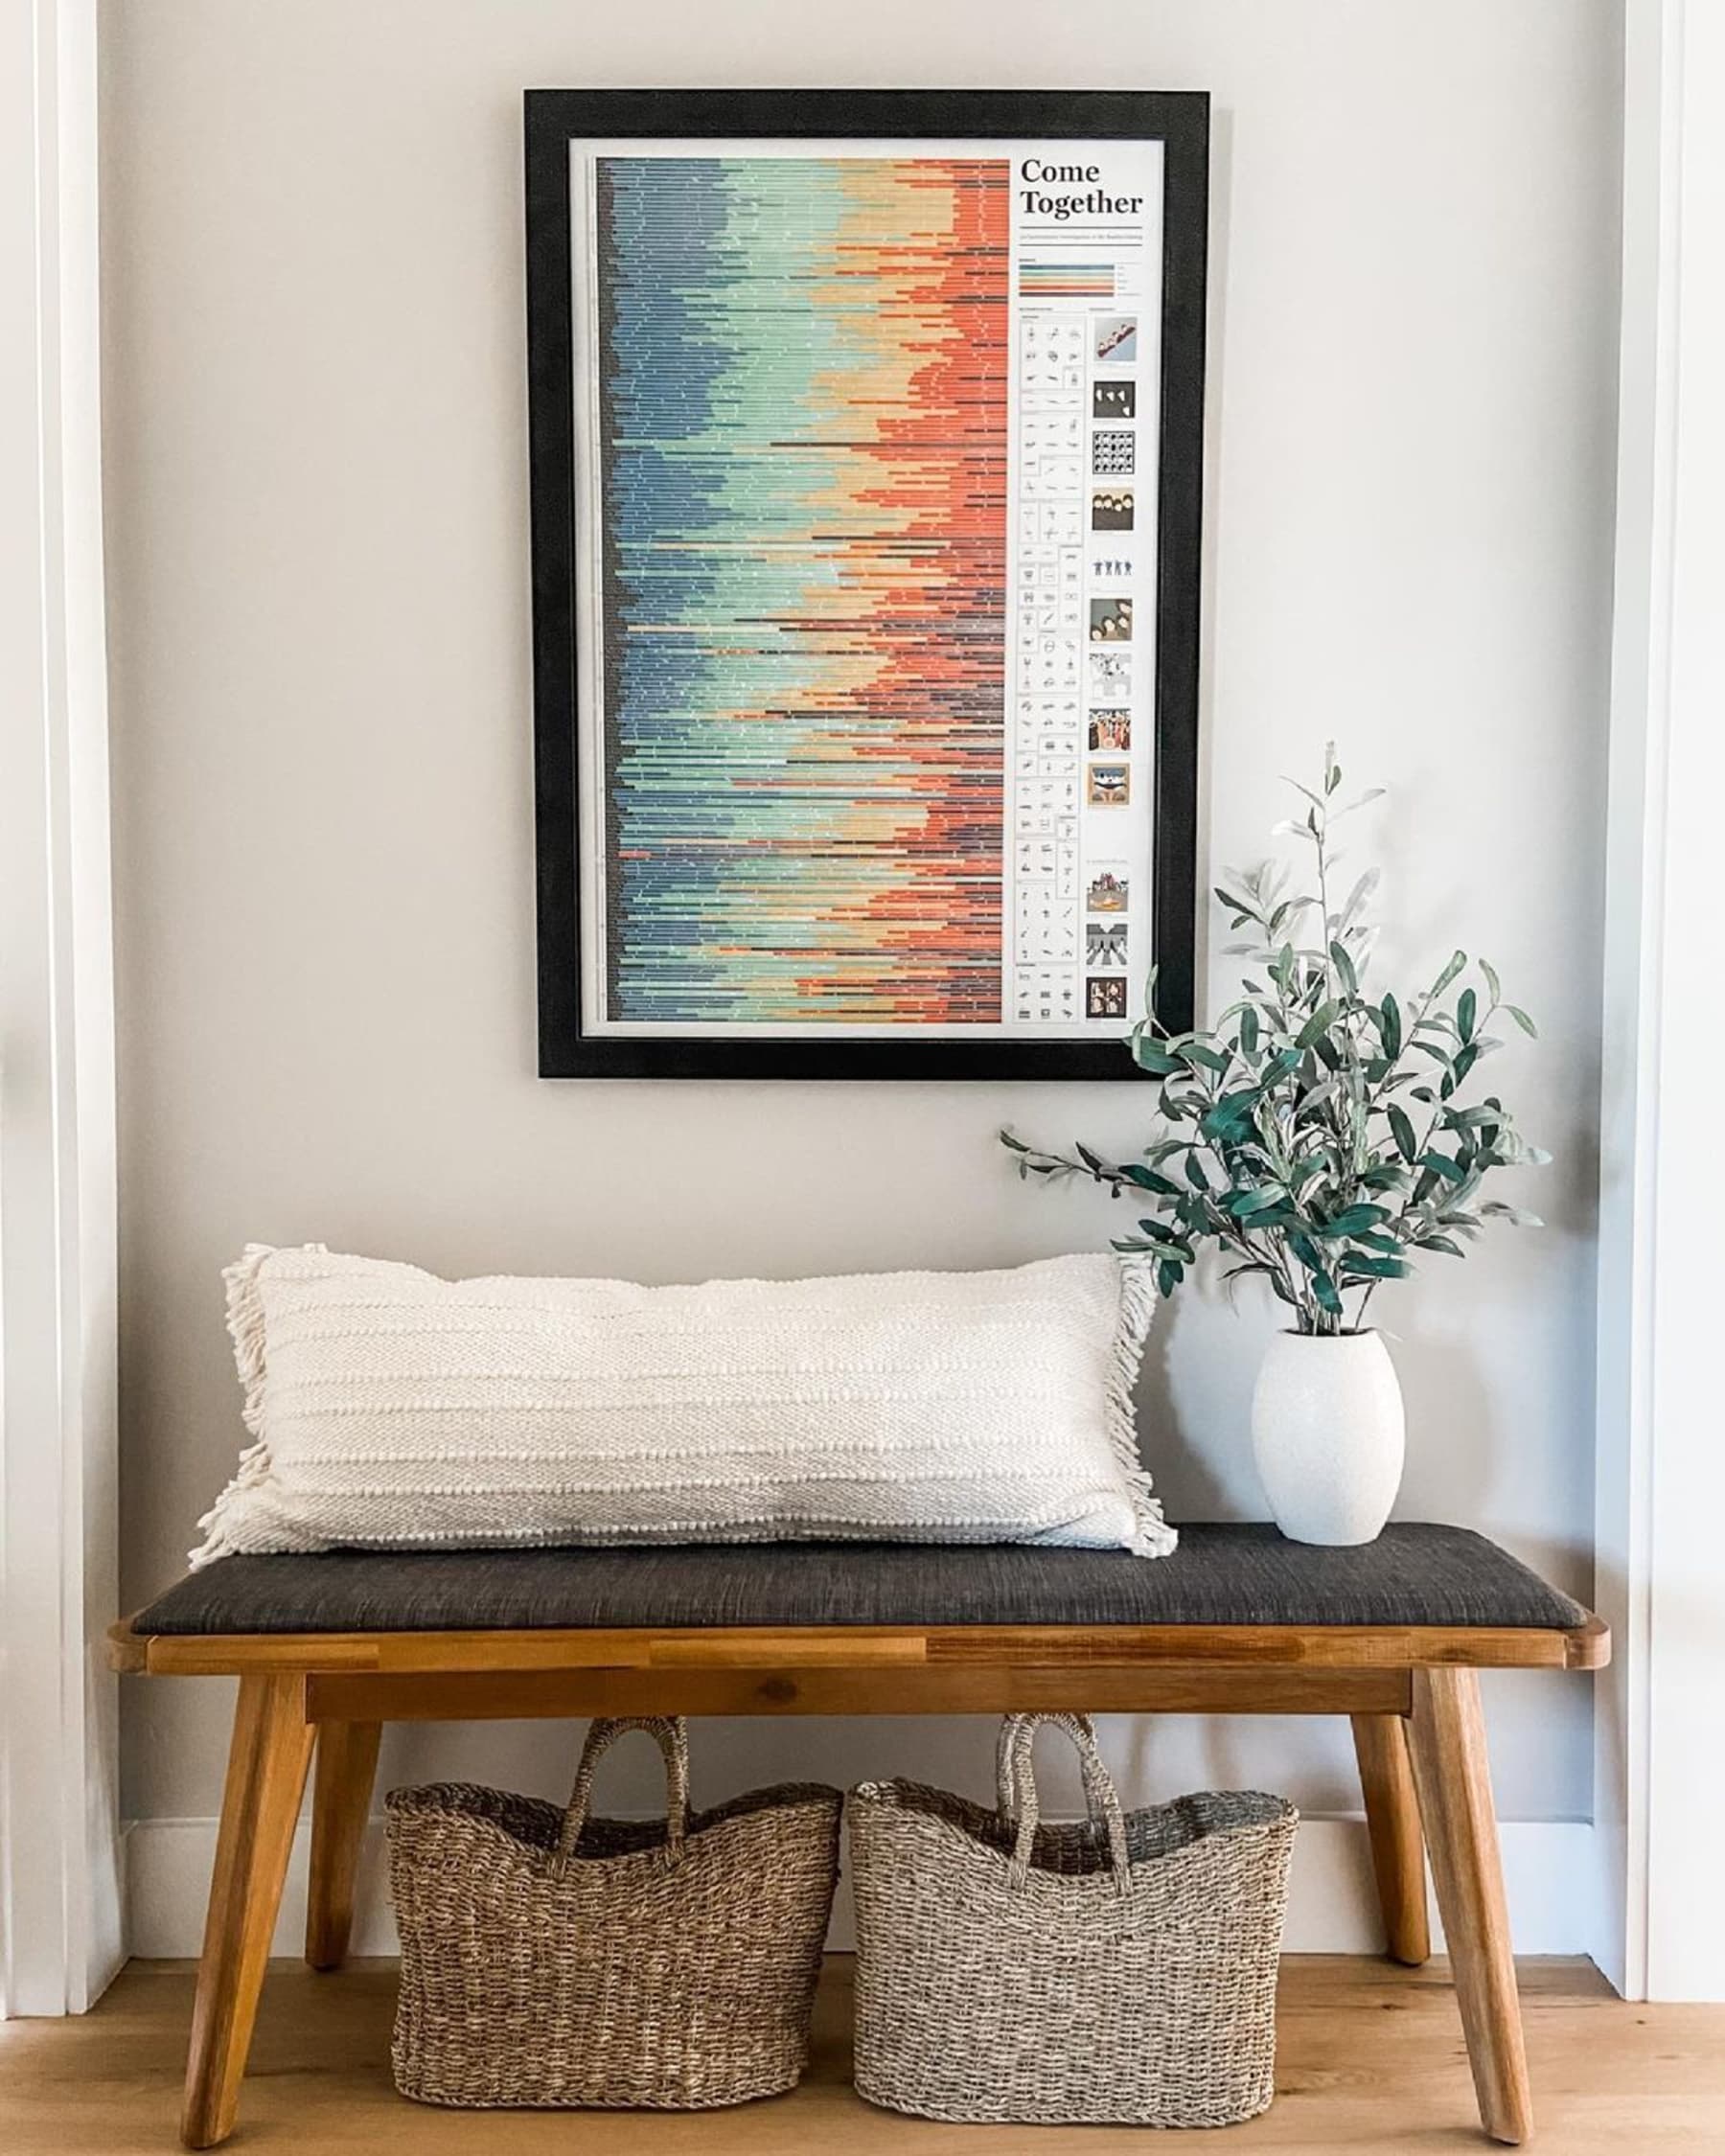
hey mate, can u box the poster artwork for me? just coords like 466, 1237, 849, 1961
569, 140, 1164, 1042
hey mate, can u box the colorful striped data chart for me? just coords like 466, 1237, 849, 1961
593, 156, 1010, 1027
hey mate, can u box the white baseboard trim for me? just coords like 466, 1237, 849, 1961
124, 1814, 1599, 1962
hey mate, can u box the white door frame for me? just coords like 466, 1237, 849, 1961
1594, 0, 1725, 2004
0, 0, 123, 2017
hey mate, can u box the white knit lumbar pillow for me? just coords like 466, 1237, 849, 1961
190, 1246, 1177, 1568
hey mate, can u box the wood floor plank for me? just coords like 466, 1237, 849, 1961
1, 1957, 1719, 2155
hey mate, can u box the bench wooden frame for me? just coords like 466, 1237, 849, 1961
109, 1609, 1609, 2150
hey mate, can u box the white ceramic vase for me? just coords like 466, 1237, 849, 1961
1250, 1329, 1406, 1547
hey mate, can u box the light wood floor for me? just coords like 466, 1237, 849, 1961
1, 1956, 1720, 2154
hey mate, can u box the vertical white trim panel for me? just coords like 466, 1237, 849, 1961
1642, 0, 1725, 2007
1599, 0, 1725, 2004
0, 0, 122, 2018
1594, 0, 1677, 2007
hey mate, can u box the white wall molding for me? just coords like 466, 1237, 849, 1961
1596, 0, 1725, 2003
0, 0, 123, 2016
125, 1812, 1599, 1965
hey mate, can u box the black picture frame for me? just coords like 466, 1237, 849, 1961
525, 88, 1208, 1080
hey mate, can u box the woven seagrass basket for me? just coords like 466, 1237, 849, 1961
850, 1711, 1297, 2127
386, 1715, 842, 2110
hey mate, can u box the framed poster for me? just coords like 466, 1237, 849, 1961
526, 89, 1208, 1079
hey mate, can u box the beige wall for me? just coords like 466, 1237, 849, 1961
102, 0, 1621, 1830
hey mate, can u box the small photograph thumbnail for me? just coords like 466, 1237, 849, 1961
1087, 869, 1130, 913
1092, 429, 1136, 476
1092, 489, 1135, 532
1089, 597, 1134, 643
1089, 650, 1132, 699
1087, 919, 1129, 970
1087, 762, 1131, 807
1092, 379, 1137, 420
1089, 710, 1131, 752
1087, 975, 1128, 1019
1094, 315, 1138, 365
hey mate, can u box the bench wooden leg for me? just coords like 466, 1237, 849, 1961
1408, 1667, 1533, 2146
181, 1674, 314, 2150
1352, 1710, 1431, 1965
305, 1720, 380, 1971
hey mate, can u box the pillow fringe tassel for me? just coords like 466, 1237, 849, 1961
1109, 1258, 1179, 1558
188, 1242, 280, 1568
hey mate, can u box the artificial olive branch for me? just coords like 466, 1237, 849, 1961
1003, 747, 1547, 1337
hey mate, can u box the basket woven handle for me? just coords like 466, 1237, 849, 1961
555, 1715, 691, 1873
997, 1712, 1131, 1894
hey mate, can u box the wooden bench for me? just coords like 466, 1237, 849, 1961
109, 1524, 1608, 2150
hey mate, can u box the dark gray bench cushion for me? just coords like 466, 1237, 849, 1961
130, 1524, 1589, 1636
